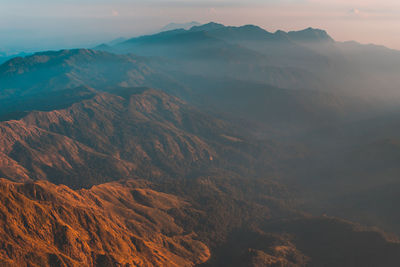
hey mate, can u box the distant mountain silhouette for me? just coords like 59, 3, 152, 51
160, 21, 201, 31
0, 51, 30, 64
0, 49, 185, 98
288, 27, 334, 43
189, 22, 225, 32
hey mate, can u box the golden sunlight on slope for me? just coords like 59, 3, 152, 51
0, 179, 210, 267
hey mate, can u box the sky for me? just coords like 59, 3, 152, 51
1, 0, 400, 53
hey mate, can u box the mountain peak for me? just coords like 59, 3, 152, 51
190, 22, 225, 32
161, 21, 201, 32
236, 24, 272, 35
288, 27, 334, 43
239, 24, 264, 31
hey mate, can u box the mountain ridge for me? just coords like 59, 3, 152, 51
0, 178, 211, 266
2, 21, 400, 266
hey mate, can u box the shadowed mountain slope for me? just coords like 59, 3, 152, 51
0, 49, 184, 99
0, 88, 222, 186
0, 87, 295, 188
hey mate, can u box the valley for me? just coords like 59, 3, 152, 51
0, 22, 400, 266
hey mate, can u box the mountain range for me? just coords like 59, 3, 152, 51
1, 22, 400, 266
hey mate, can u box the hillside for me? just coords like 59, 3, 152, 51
0, 88, 218, 186
0, 86, 297, 187
1, 177, 400, 267
0, 49, 184, 99
1, 22, 400, 266
0, 178, 210, 266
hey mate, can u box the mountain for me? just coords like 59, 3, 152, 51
106, 37, 127, 46
0, 88, 221, 186
0, 52, 30, 64
0, 81, 398, 265
109, 31, 330, 93
189, 22, 226, 32
115, 28, 267, 64
160, 21, 201, 31
189, 23, 284, 42
1, 175, 400, 266
0, 48, 361, 132
105, 23, 350, 94
0, 86, 97, 121
105, 22, 400, 101
187, 23, 334, 44
0, 86, 295, 188
0, 49, 185, 99
2, 21, 400, 266
287, 27, 334, 43
0, 178, 210, 266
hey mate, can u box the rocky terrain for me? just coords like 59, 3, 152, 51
1, 22, 400, 266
